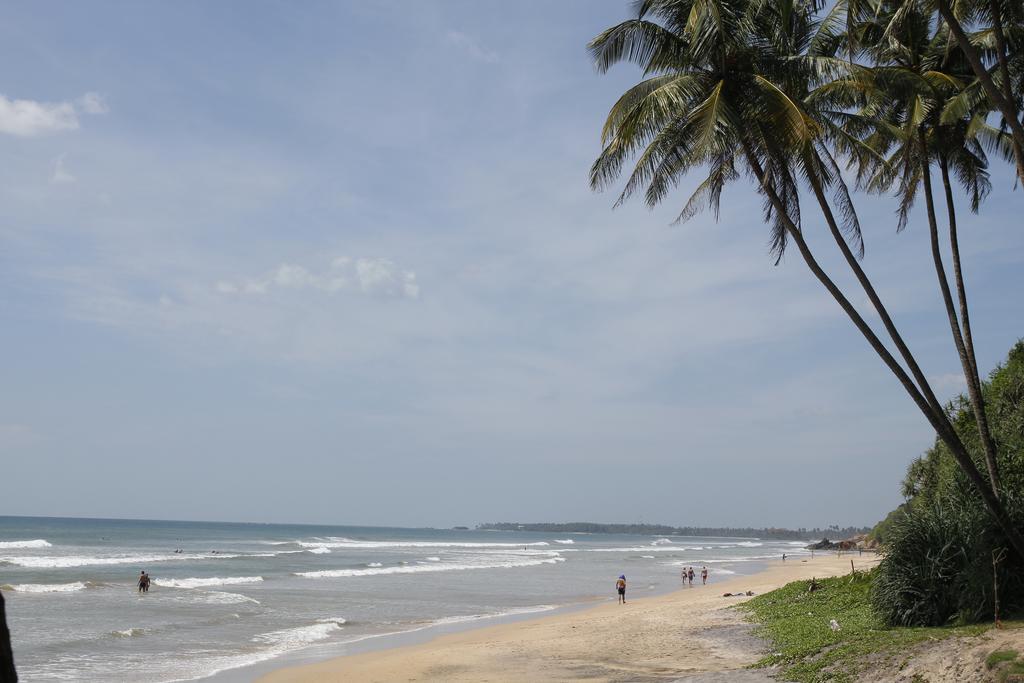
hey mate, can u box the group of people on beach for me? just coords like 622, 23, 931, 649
615, 565, 710, 604
681, 566, 708, 586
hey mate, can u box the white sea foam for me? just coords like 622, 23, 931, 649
306, 547, 331, 555
315, 617, 347, 625
0, 539, 52, 549
585, 546, 688, 553
297, 556, 565, 579
651, 538, 673, 546
1, 581, 87, 593
296, 538, 551, 550
200, 591, 261, 605
430, 604, 557, 626
111, 628, 145, 638
0, 552, 240, 568
367, 562, 383, 567
553, 539, 574, 544
641, 555, 655, 559
165, 620, 341, 681
253, 622, 342, 648
736, 541, 763, 547
424, 556, 441, 562
155, 576, 263, 589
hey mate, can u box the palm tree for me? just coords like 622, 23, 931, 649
589, 0, 1024, 558
919, 0, 1024, 184
839, 3, 1012, 496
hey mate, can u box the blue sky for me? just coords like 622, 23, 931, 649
1, 0, 1021, 529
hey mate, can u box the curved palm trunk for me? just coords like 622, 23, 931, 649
802, 153, 946, 422
739, 139, 1024, 561
938, 154, 1002, 493
806, 147, 999, 495
935, 0, 1024, 186
919, 131, 1000, 495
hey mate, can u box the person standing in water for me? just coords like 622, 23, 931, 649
137, 571, 150, 593
615, 575, 626, 604
687, 567, 695, 586
701, 566, 708, 585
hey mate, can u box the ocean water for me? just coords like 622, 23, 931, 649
0, 516, 809, 681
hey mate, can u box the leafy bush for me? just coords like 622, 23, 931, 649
871, 341, 1024, 627
872, 492, 1024, 626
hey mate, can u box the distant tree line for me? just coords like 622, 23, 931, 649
477, 522, 870, 540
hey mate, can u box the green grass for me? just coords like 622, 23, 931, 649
999, 661, 1024, 683
737, 569, 997, 682
988, 650, 1021, 669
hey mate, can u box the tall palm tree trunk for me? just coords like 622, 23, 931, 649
937, 153, 1002, 492
802, 154, 947, 421
918, 130, 1001, 495
935, 0, 1024, 185
0, 591, 16, 683
740, 139, 1024, 561
806, 148, 1000, 495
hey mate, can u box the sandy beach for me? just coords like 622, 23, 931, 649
261, 554, 878, 682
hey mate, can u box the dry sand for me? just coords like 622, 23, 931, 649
261, 554, 878, 683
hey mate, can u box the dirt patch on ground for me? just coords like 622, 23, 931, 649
853, 626, 1024, 682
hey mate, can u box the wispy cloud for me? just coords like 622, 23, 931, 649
0, 91, 108, 137
50, 155, 76, 184
216, 256, 420, 299
77, 92, 109, 114
445, 30, 498, 63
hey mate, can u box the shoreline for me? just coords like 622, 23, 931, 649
257, 554, 878, 682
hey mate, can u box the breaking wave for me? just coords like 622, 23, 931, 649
296, 538, 551, 549
0, 552, 240, 568
297, 556, 565, 579
0, 539, 52, 549
154, 576, 263, 589
1, 581, 87, 593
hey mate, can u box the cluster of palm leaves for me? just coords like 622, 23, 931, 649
589, 0, 1024, 559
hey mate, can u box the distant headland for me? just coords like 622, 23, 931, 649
476, 522, 871, 541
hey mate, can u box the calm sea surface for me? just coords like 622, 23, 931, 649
0, 516, 810, 681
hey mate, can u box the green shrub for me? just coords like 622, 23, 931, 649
872, 496, 1024, 626
986, 650, 1020, 669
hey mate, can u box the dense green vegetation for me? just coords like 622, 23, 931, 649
477, 522, 869, 540
740, 571, 1001, 682
872, 342, 1024, 626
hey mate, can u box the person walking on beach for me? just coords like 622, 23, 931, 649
616, 575, 626, 604
687, 567, 695, 586
701, 566, 708, 585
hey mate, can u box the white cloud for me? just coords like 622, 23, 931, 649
0, 91, 108, 137
77, 92, 109, 114
0, 95, 78, 136
50, 155, 76, 184
217, 256, 420, 300
445, 30, 498, 63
